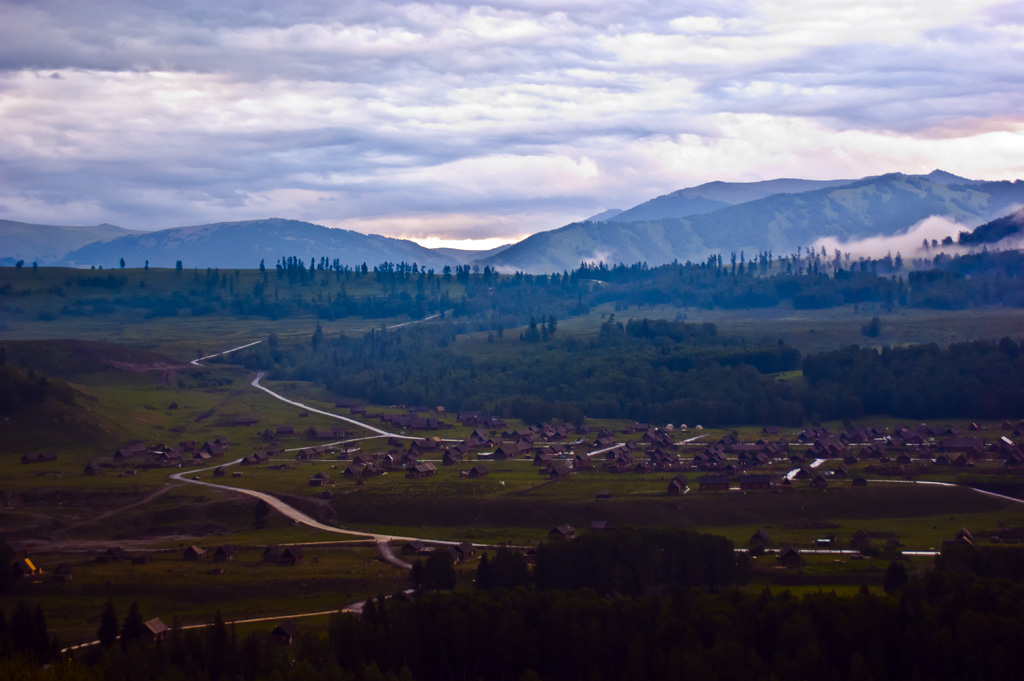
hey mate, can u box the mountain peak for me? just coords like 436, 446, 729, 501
921, 169, 979, 185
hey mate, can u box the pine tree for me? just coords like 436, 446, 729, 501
883, 561, 908, 593
475, 553, 493, 590
120, 601, 144, 648
97, 600, 119, 649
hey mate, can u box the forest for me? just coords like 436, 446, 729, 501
2, 249, 1021, 335
5, 542, 1024, 681
223, 317, 1024, 426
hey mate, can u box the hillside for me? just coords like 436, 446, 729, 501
0, 220, 141, 265
481, 174, 1024, 272
958, 207, 1024, 246
610, 177, 858, 223
59, 218, 461, 271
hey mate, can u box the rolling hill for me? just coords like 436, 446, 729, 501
58, 218, 461, 271
0, 220, 142, 266
479, 173, 1024, 273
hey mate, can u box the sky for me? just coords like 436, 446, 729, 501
1, 0, 1022, 249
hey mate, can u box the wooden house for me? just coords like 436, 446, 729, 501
52, 563, 74, 583
213, 545, 237, 562
278, 547, 304, 566
145, 618, 169, 643
183, 545, 207, 561
777, 544, 803, 568
549, 524, 575, 541
272, 620, 300, 646
698, 475, 730, 492
738, 474, 773, 491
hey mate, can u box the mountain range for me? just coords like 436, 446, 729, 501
2, 170, 1021, 273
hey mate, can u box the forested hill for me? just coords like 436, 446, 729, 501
58, 218, 458, 271
0, 220, 140, 266
480, 174, 1024, 273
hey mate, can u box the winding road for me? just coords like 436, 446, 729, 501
182, 341, 1024, 569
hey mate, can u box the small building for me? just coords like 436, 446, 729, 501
278, 547, 304, 566
213, 545, 237, 562
777, 544, 803, 568
308, 472, 334, 487
145, 618, 169, 643
738, 474, 773, 491
102, 547, 128, 563
272, 620, 300, 646
13, 558, 39, 579
698, 475, 730, 492
549, 524, 575, 541
83, 462, 102, 476
852, 476, 868, 487
401, 540, 431, 556
183, 545, 207, 561
596, 490, 612, 500
750, 529, 772, 548
263, 546, 282, 563
52, 563, 75, 583
667, 475, 687, 496
406, 462, 438, 478
467, 465, 489, 478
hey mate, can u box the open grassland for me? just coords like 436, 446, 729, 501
0, 544, 409, 642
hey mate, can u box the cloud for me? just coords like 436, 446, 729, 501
0, 0, 1021, 242
812, 215, 977, 260
581, 249, 614, 267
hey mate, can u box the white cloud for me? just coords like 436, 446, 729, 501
812, 215, 973, 260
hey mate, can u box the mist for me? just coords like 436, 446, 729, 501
812, 215, 975, 260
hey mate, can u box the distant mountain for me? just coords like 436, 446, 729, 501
431, 243, 513, 264
0, 220, 141, 265
585, 208, 624, 222
604, 177, 861, 224
479, 173, 1024, 273
914, 169, 981, 186
610, 195, 733, 223
59, 218, 461, 270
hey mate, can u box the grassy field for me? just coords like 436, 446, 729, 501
1, 543, 408, 642
2, 272, 1023, 645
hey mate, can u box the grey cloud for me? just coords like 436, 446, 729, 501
0, 0, 1021, 240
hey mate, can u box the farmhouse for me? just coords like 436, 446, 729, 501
183, 546, 207, 561
52, 563, 74, 582
406, 462, 438, 478
738, 474, 773, 490
272, 620, 300, 646
213, 545, 237, 562
309, 472, 334, 486
21, 452, 57, 465
777, 544, 804, 568
667, 476, 687, 496
401, 540, 431, 556
549, 524, 575, 541
698, 475, 730, 492
145, 618, 169, 643
278, 547, 304, 566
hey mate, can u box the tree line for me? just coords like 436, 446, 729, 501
10, 542, 1024, 680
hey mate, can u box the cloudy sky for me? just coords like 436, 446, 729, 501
1, 0, 1022, 248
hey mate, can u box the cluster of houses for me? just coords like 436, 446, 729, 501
83, 437, 234, 474
19, 452, 57, 465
